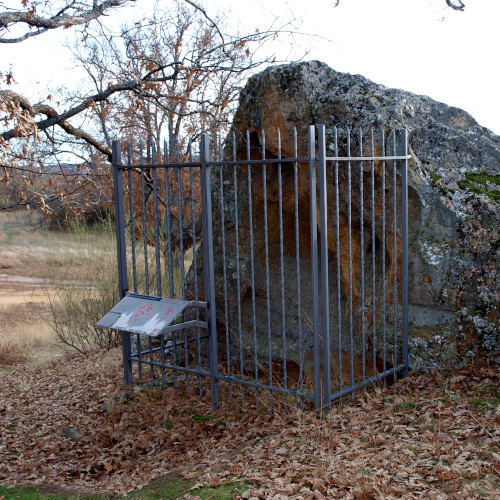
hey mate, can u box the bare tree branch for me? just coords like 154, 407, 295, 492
0, 0, 137, 43
36, 103, 113, 160
182, 0, 225, 45
0, 70, 177, 142
1, 89, 112, 157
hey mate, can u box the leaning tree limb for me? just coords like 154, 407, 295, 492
0, 1, 137, 43
0, 90, 112, 159
0, 63, 180, 143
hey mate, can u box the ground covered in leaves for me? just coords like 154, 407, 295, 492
0, 350, 499, 499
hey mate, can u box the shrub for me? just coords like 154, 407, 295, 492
45, 223, 122, 353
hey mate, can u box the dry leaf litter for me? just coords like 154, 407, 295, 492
0, 350, 499, 499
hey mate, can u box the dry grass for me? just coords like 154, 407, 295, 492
0, 342, 28, 366
0, 210, 121, 359
0, 291, 56, 344
0, 210, 117, 282
0, 209, 189, 357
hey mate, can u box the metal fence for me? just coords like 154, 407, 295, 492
111, 124, 409, 412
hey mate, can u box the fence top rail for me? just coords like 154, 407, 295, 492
116, 154, 412, 169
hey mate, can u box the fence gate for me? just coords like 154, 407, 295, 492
110, 124, 409, 412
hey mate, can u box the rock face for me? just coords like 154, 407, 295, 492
198, 61, 499, 371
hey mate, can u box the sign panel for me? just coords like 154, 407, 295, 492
96, 293, 189, 336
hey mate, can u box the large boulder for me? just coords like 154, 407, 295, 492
194, 61, 499, 371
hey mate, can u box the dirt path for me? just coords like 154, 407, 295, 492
0, 211, 74, 362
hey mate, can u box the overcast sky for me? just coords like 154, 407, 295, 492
2, 0, 499, 134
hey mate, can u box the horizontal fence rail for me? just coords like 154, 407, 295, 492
111, 124, 409, 412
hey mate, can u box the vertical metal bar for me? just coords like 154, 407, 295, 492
136, 331, 143, 385
371, 130, 377, 384
127, 143, 137, 292
111, 142, 127, 295
152, 144, 162, 296
171, 331, 178, 393
189, 141, 202, 396
112, 140, 132, 392
347, 129, 354, 400
318, 124, 331, 410
392, 129, 398, 383
334, 127, 342, 405
219, 136, 231, 404
164, 140, 176, 392
262, 130, 273, 408
200, 133, 220, 410
277, 128, 288, 399
176, 142, 185, 297
400, 129, 409, 378
164, 140, 175, 298
308, 125, 321, 412
293, 127, 304, 408
359, 129, 365, 387
139, 143, 149, 295
381, 128, 387, 385
160, 332, 165, 390
232, 132, 245, 406
175, 143, 189, 394
139, 144, 154, 386
152, 143, 165, 387
128, 144, 142, 383
247, 130, 259, 408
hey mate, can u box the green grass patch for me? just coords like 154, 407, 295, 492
472, 396, 500, 414
398, 401, 419, 412
161, 418, 173, 429
458, 172, 500, 202
0, 480, 253, 500
465, 173, 500, 186
192, 414, 211, 423
0, 485, 110, 500
127, 477, 196, 499
127, 477, 251, 500
429, 172, 441, 183
190, 481, 251, 500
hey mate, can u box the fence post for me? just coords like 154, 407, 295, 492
400, 130, 409, 378
308, 126, 322, 412
200, 133, 220, 410
317, 125, 331, 410
112, 141, 133, 392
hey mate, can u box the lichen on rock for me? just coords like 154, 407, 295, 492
192, 61, 499, 371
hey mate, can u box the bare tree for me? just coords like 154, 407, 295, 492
0, 0, 284, 218
73, 3, 276, 156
